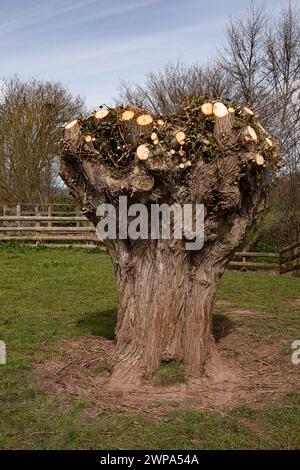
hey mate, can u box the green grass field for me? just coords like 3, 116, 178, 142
0, 245, 299, 450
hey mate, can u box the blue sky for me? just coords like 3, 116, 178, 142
0, 0, 284, 108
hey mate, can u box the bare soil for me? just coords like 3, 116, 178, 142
287, 299, 300, 308
33, 305, 300, 417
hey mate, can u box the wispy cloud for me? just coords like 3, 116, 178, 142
0, 0, 285, 106
0, 0, 161, 36
4, 18, 224, 70
0, 0, 92, 35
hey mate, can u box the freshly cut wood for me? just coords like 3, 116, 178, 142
132, 174, 154, 192
243, 125, 258, 142
153, 139, 159, 145
228, 107, 235, 114
255, 153, 264, 165
151, 132, 158, 141
178, 148, 186, 157
201, 102, 213, 116
214, 114, 234, 136
148, 157, 165, 171
64, 120, 81, 152
65, 119, 78, 130
243, 106, 254, 116
157, 119, 164, 126
213, 102, 228, 118
179, 160, 191, 169
121, 110, 135, 121
175, 131, 186, 143
136, 144, 150, 161
266, 137, 274, 148
85, 135, 93, 143
213, 102, 232, 137
95, 109, 109, 120
170, 149, 176, 155
257, 122, 267, 134
136, 114, 153, 126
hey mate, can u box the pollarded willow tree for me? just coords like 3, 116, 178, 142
60, 97, 280, 388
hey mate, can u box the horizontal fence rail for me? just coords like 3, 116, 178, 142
0, 216, 87, 222
0, 226, 96, 232
280, 241, 300, 274
228, 251, 280, 270
1, 203, 78, 215
0, 204, 299, 274
0, 203, 99, 246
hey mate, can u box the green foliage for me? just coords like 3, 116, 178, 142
73, 96, 277, 177
51, 192, 75, 208
155, 363, 186, 386
254, 237, 280, 254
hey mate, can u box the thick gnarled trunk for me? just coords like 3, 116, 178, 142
106, 240, 222, 388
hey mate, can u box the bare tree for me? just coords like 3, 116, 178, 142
0, 78, 84, 204
220, 0, 268, 108
118, 61, 234, 114
222, 1, 300, 244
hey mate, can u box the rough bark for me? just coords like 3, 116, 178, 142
60, 98, 281, 389
105, 239, 223, 387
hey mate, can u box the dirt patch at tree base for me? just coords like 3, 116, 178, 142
287, 299, 300, 308
33, 317, 300, 417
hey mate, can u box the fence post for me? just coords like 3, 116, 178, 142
75, 207, 80, 228
16, 204, 21, 228
295, 245, 299, 274
279, 251, 283, 274
47, 205, 52, 228
35, 205, 40, 227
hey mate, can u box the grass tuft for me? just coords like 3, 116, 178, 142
155, 363, 186, 386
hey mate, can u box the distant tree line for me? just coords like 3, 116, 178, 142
119, 1, 300, 246
0, 1, 299, 246
0, 78, 83, 204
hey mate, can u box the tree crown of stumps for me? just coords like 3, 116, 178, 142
60, 96, 282, 386
61, 96, 281, 220
62, 96, 280, 201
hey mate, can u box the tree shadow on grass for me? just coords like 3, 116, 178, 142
77, 309, 117, 340
76, 311, 234, 343
212, 314, 235, 342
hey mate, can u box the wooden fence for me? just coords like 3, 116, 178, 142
0, 203, 97, 246
280, 241, 300, 274
228, 251, 280, 270
1, 202, 80, 218
0, 204, 299, 273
